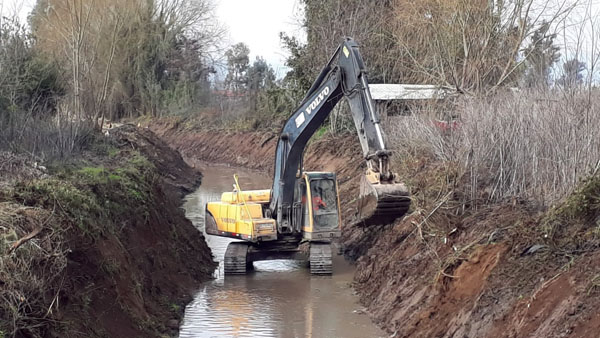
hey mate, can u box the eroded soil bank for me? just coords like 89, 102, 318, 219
150, 118, 600, 338
0, 125, 216, 337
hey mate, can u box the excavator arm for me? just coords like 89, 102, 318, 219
269, 38, 410, 234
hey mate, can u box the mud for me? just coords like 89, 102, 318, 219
150, 118, 600, 338
1, 125, 216, 337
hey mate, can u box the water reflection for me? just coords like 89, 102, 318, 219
180, 164, 383, 338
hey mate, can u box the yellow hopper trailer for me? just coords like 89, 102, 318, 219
205, 38, 410, 275
205, 189, 278, 242
206, 172, 343, 274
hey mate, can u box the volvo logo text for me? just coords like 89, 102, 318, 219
306, 87, 330, 115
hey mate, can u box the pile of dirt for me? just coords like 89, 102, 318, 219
0, 125, 216, 338
149, 118, 600, 337
109, 125, 202, 198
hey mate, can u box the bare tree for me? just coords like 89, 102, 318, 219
31, 0, 223, 122
392, 0, 575, 93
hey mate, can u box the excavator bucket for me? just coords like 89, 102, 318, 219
357, 175, 411, 226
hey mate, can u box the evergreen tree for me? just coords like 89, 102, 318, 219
522, 21, 560, 88
246, 56, 276, 111
224, 43, 250, 93
247, 57, 275, 92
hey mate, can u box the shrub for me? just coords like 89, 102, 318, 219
388, 88, 600, 207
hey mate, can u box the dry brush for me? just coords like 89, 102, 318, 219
388, 88, 600, 208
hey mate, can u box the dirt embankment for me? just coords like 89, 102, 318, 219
0, 125, 216, 338
150, 118, 600, 338
148, 119, 366, 234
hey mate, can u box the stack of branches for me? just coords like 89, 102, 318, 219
0, 203, 67, 338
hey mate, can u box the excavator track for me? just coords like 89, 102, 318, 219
309, 242, 333, 275
224, 242, 250, 275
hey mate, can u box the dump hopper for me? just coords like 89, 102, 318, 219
357, 174, 410, 226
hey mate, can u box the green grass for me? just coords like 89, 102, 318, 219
11, 151, 157, 240
107, 147, 120, 158
543, 175, 600, 232
588, 274, 600, 295
108, 174, 123, 181
101, 258, 121, 276
313, 125, 329, 141
169, 303, 182, 314
78, 166, 109, 184
541, 174, 600, 251
545, 175, 600, 222
79, 166, 105, 177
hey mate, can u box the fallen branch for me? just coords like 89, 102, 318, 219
8, 227, 43, 254
260, 134, 275, 147
416, 191, 454, 229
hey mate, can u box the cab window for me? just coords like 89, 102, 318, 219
309, 179, 338, 229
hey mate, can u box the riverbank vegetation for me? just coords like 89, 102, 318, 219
1, 0, 222, 160
2, 3, 222, 333
1, 125, 214, 337
3, 0, 600, 336
146, 1, 600, 335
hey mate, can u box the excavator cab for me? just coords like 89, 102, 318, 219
208, 38, 411, 275
295, 172, 342, 240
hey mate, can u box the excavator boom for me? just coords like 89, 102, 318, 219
205, 37, 410, 275
270, 38, 410, 230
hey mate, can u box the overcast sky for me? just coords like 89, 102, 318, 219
0, 0, 304, 78
2, 0, 599, 79
0, 0, 35, 21
216, 0, 304, 77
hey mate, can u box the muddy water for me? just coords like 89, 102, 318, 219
180, 164, 384, 338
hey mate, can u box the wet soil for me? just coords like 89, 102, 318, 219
150, 119, 600, 338
1, 125, 216, 337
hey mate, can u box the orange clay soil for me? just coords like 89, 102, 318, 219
150, 117, 600, 338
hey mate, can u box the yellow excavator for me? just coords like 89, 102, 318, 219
205, 38, 410, 274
